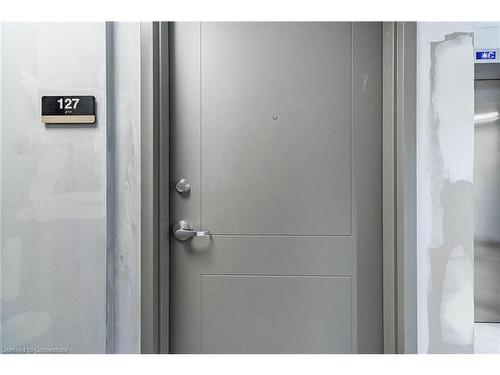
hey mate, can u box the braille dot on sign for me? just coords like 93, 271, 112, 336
272, 116, 278, 120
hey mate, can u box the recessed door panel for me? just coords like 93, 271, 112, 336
201, 275, 352, 353
201, 22, 352, 235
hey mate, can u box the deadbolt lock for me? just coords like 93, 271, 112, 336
175, 178, 191, 194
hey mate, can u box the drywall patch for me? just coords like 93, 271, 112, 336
424, 32, 474, 353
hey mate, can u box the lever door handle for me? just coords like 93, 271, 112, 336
173, 220, 210, 241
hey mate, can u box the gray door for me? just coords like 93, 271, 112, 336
169, 22, 383, 353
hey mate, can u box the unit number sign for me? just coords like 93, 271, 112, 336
41, 96, 96, 125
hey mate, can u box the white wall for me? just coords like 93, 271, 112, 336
0, 22, 142, 354
416, 22, 500, 354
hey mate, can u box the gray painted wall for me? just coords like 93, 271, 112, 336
0, 22, 141, 354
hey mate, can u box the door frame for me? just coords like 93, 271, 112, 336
141, 21, 418, 354
139, 21, 169, 354
382, 22, 418, 354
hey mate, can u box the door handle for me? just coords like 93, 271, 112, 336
173, 220, 210, 241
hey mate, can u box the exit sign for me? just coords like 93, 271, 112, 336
476, 51, 497, 60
